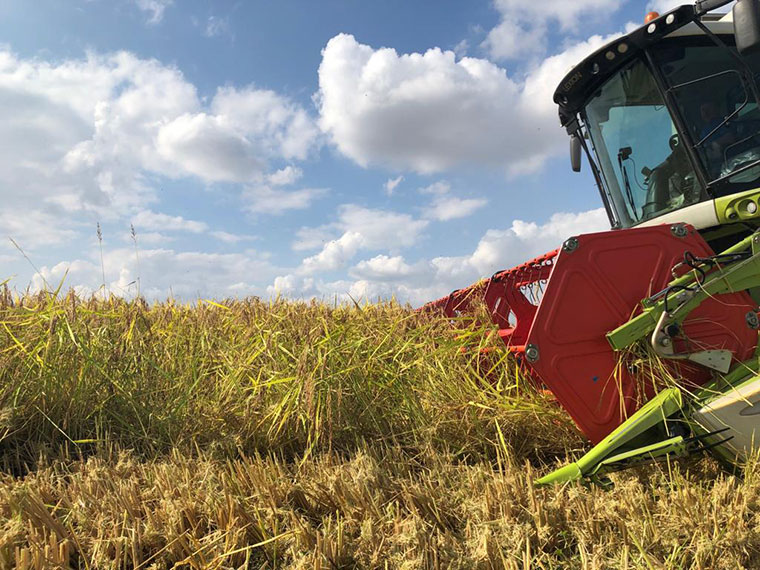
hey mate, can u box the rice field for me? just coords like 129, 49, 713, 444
1, 288, 760, 569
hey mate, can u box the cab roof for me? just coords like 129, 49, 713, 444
553, 5, 720, 129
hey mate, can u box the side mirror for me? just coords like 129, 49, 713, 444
570, 134, 582, 172
734, 0, 760, 55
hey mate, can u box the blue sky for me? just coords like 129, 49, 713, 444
0, 0, 687, 303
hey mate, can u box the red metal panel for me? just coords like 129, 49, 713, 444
524, 225, 758, 444
484, 250, 557, 353
419, 250, 559, 385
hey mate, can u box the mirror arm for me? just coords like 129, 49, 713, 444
695, 0, 734, 16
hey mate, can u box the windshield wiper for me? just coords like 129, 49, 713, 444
618, 146, 638, 217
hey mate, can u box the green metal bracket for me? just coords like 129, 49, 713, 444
536, 355, 760, 486
640, 232, 757, 309
607, 234, 760, 351
536, 388, 684, 485
536, 230, 760, 486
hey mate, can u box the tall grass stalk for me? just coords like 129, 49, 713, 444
1, 291, 757, 568
0, 292, 577, 469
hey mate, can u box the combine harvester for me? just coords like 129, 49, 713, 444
420, 0, 760, 485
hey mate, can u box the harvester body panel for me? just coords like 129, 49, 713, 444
522, 224, 756, 443
693, 372, 760, 462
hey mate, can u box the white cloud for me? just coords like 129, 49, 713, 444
268, 166, 303, 186
460, 208, 608, 276
272, 207, 609, 305
125, 217, 255, 246
31, 246, 278, 301
130, 232, 174, 246
349, 255, 425, 282
243, 185, 328, 215
1, 210, 79, 249
519, 31, 622, 129
483, 0, 621, 60
426, 195, 487, 221
337, 204, 428, 250
135, 0, 173, 24
153, 87, 320, 184
292, 226, 337, 251
210, 231, 257, 244
482, 19, 546, 61
453, 39, 469, 58
0, 47, 321, 253
155, 113, 264, 183
317, 33, 616, 176
419, 181, 451, 196
132, 210, 209, 233
211, 86, 320, 162
0, 48, 319, 200
301, 231, 365, 274
268, 274, 318, 298
417, 180, 486, 221
294, 204, 430, 273
384, 175, 404, 196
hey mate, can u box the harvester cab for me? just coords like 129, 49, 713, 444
420, 0, 760, 485
557, 1, 760, 235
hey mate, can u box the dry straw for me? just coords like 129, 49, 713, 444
0, 290, 759, 568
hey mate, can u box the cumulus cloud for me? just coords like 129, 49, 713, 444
272, 207, 609, 305
421, 207, 609, 294
483, 0, 621, 60
350, 255, 426, 282
292, 226, 337, 251
243, 185, 328, 215
482, 19, 546, 62
0, 48, 319, 200
301, 231, 365, 274
268, 274, 319, 298
289, 204, 430, 275
155, 113, 264, 183
464, 209, 609, 276
131, 210, 208, 233
416, 180, 486, 221
426, 195, 487, 221
317, 33, 617, 175
211, 87, 319, 162
31, 246, 278, 300
152, 87, 319, 184
268, 166, 303, 186
1, 210, 79, 249
337, 205, 428, 250
0, 47, 321, 258
419, 181, 451, 196
210, 231, 257, 244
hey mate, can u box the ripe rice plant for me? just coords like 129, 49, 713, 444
2, 288, 760, 568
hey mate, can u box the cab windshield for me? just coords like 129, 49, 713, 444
581, 36, 760, 229
652, 36, 760, 189
583, 58, 703, 227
